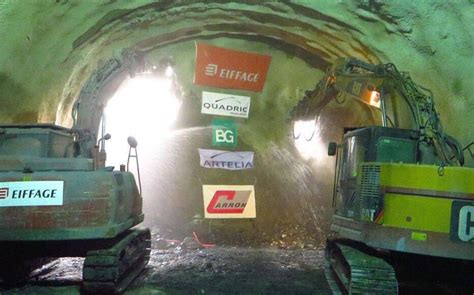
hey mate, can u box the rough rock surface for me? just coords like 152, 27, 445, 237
0, 1, 473, 244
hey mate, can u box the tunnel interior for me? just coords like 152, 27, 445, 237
46, 2, 386, 246
0, 1, 473, 293
0, 0, 473, 245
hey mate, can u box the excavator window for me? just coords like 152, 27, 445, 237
342, 136, 366, 179
376, 137, 417, 163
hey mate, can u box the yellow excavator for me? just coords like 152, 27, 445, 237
292, 58, 473, 294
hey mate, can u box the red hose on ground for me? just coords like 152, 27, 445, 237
193, 232, 216, 248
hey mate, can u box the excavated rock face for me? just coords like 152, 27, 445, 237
0, 1, 472, 245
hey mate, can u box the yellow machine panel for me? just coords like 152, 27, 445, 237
383, 194, 451, 233
379, 164, 474, 198
378, 163, 474, 245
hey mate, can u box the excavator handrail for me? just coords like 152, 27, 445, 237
463, 141, 474, 159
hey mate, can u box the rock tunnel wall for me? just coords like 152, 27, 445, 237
0, 1, 473, 245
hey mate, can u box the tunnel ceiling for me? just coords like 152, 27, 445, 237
0, 0, 473, 144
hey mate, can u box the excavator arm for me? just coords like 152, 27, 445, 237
291, 57, 464, 166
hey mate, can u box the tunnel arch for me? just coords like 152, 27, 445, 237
54, 1, 384, 127
44, 1, 402, 244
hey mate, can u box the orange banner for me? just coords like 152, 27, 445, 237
194, 43, 272, 92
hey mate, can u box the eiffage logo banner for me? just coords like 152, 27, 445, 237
0, 181, 64, 207
194, 43, 271, 92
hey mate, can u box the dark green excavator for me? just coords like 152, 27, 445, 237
0, 50, 168, 293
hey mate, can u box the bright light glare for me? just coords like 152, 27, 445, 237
294, 120, 316, 141
104, 76, 181, 168
165, 66, 173, 77
294, 120, 326, 161
369, 91, 381, 108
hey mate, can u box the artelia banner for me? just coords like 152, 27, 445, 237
201, 91, 251, 119
194, 43, 271, 92
198, 149, 254, 170
202, 185, 256, 219
0, 181, 64, 207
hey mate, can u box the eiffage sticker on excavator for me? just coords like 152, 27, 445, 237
0, 181, 64, 207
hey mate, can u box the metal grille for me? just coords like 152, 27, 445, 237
358, 164, 381, 218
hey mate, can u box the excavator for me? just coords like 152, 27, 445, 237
0, 50, 169, 293
292, 58, 474, 294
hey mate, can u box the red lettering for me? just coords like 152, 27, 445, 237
207, 190, 246, 214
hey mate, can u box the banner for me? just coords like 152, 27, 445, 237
201, 91, 251, 119
202, 185, 256, 218
0, 181, 64, 207
194, 43, 272, 92
212, 118, 237, 147
199, 149, 254, 170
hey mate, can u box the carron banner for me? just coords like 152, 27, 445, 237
202, 185, 256, 219
194, 43, 272, 92
201, 91, 251, 119
0, 181, 64, 207
198, 149, 254, 170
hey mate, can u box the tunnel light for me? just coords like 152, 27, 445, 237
369, 90, 381, 108
104, 75, 181, 168
293, 120, 326, 161
165, 66, 173, 77
293, 120, 316, 141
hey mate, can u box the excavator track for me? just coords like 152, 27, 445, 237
325, 239, 398, 295
82, 228, 151, 294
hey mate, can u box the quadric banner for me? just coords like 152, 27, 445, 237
202, 185, 256, 219
194, 43, 272, 92
201, 91, 251, 119
0, 181, 64, 207
198, 149, 254, 170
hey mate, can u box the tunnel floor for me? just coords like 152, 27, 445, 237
0, 228, 472, 295
0, 234, 331, 295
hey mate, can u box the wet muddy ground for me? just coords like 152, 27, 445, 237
0, 247, 331, 295
0, 228, 472, 295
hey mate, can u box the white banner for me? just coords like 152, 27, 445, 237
0, 181, 64, 207
202, 185, 256, 219
201, 91, 251, 118
198, 149, 254, 170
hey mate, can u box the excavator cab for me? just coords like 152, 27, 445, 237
330, 126, 419, 220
